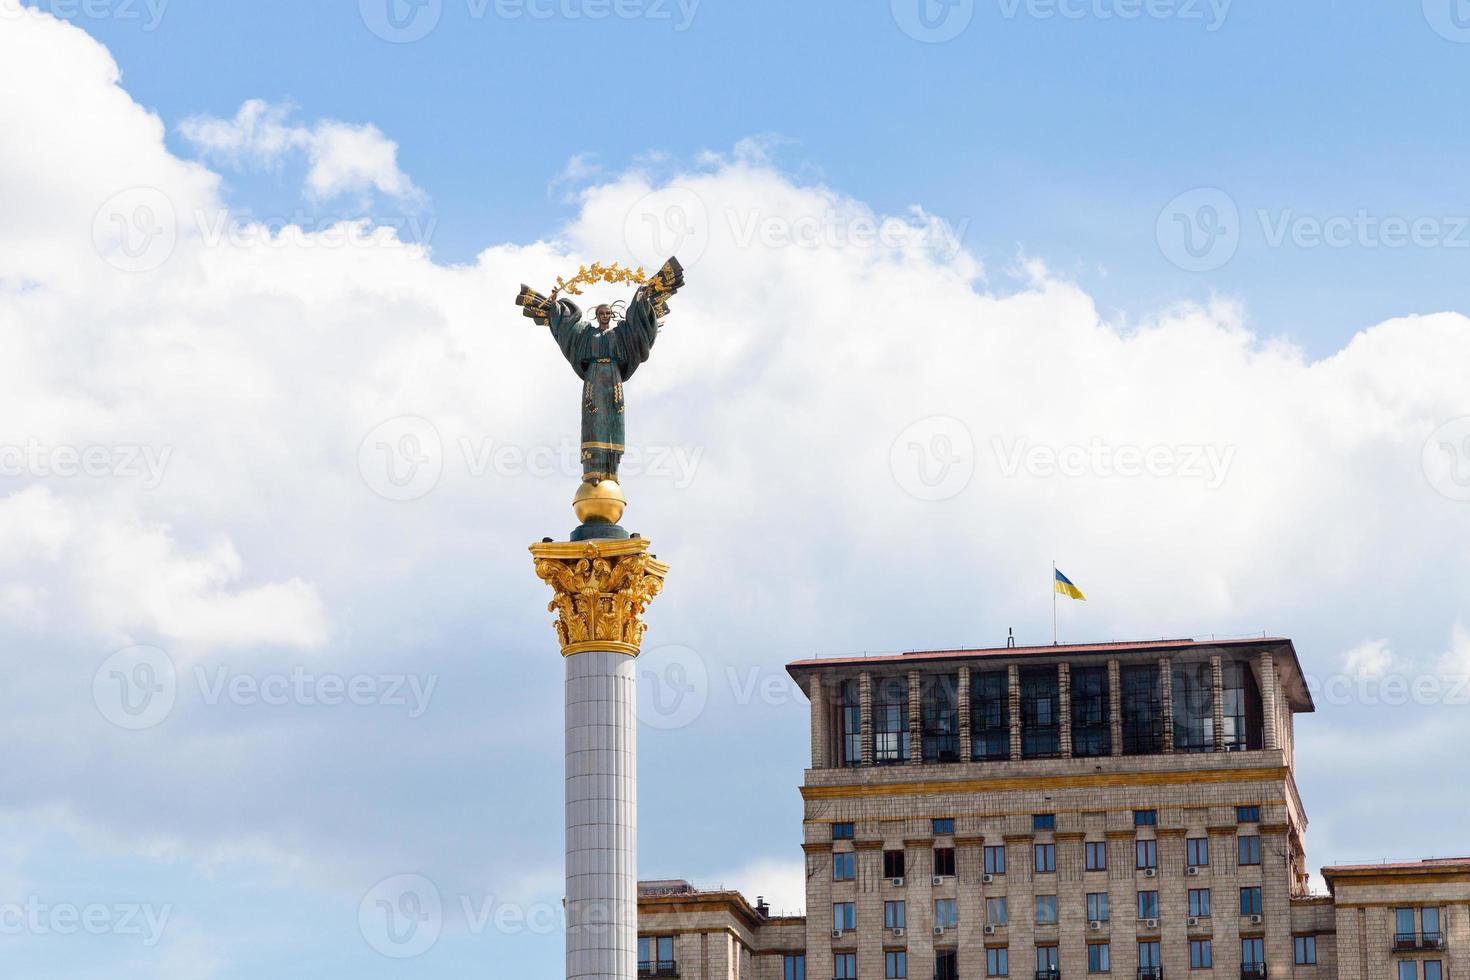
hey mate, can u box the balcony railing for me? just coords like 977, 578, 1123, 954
1137, 968, 1163, 980
1394, 932, 1446, 952
638, 961, 678, 978
1035, 969, 1061, 980
1240, 964, 1268, 980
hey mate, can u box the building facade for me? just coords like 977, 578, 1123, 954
638, 637, 1465, 980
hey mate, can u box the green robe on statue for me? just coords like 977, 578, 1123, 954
545, 292, 660, 483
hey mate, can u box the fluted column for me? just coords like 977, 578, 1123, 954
1260, 651, 1280, 751
1107, 658, 1122, 756
531, 537, 669, 980
810, 673, 829, 769
860, 672, 874, 767
1008, 664, 1022, 760
1159, 657, 1174, 753
957, 666, 972, 762
907, 669, 922, 766
1058, 662, 1072, 758
1210, 655, 1225, 753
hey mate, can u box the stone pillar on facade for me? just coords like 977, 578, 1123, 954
1210, 655, 1225, 753
810, 673, 829, 769
531, 537, 669, 980
859, 671, 874, 767
1007, 664, 1022, 761
1058, 662, 1073, 758
957, 665, 972, 763
908, 669, 923, 766
1159, 657, 1174, 753
1260, 651, 1280, 751
1107, 658, 1123, 756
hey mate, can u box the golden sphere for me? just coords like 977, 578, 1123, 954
573, 480, 626, 524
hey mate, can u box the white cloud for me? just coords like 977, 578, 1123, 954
711, 858, 807, 917
2, 10, 1470, 966
1340, 638, 1397, 678
180, 99, 422, 202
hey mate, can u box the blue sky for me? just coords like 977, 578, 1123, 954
3, 2, 1470, 978
80, 0, 1470, 358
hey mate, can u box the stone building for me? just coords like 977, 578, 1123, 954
637, 637, 1465, 980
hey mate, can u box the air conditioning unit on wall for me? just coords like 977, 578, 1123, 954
891, 877, 905, 887
932, 876, 944, 886
1089, 920, 1103, 931
984, 924, 998, 936
1186, 866, 1201, 876
982, 873, 994, 884
1143, 868, 1157, 878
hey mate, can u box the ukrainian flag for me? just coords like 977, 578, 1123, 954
1054, 568, 1086, 601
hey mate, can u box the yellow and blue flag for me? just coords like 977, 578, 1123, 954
1054, 568, 1086, 601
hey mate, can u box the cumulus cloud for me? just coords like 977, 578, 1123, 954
3, 7, 1470, 975
179, 99, 422, 201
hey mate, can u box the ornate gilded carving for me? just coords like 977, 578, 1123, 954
529, 538, 669, 656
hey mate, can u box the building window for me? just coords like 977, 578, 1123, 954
1236, 806, 1260, 823
885, 900, 906, 929
1072, 665, 1112, 756
833, 852, 856, 881
1425, 962, 1444, 980
985, 845, 1007, 875
1086, 841, 1108, 871
1400, 964, 1419, 980
987, 947, 1009, 978
1190, 939, 1213, 969
1134, 810, 1157, 827
935, 950, 958, 980
1294, 936, 1317, 965
1172, 661, 1215, 752
1186, 837, 1209, 867
1242, 938, 1265, 966
1422, 906, 1443, 943
1137, 891, 1159, 919
1037, 946, 1060, 977
1035, 843, 1057, 873
833, 902, 855, 931
1033, 813, 1056, 831
886, 950, 907, 979
639, 936, 675, 976
785, 954, 806, 980
1088, 942, 1111, 974
1239, 887, 1262, 915
934, 898, 958, 928
1087, 892, 1110, 922
834, 953, 857, 980
932, 818, 955, 835
832, 823, 855, 840
1135, 840, 1158, 870
884, 849, 906, 879
972, 670, 1011, 761
1021, 667, 1062, 758
839, 680, 862, 766
1035, 895, 1058, 925
1238, 835, 1261, 866
1221, 661, 1264, 751
1395, 907, 1417, 940
1138, 941, 1161, 977
873, 676, 910, 765
933, 847, 956, 877
987, 896, 1009, 924
1121, 665, 1164, 754
1188, 888, 1211, 918
921, 673, 961, 762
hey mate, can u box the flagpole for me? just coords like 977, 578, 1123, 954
1052, 560, 1057, 646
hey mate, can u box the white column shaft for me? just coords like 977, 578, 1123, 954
565, 650, 638, 980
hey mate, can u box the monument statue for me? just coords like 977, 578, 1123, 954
515, 256, 684, 539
